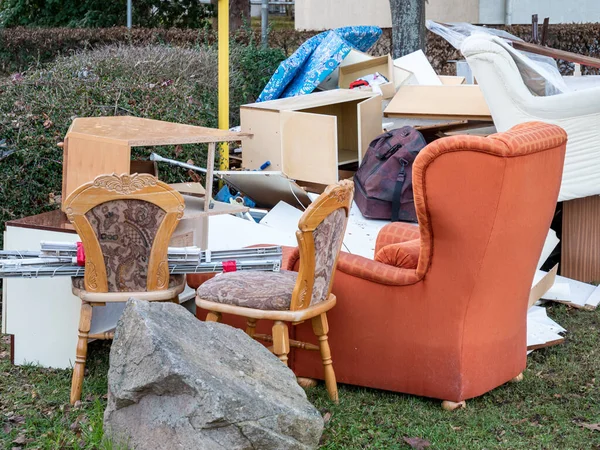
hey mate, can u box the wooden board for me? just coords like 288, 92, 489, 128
358, 95, 383, 163
280, 110, 339, 185
62, 136, 130, 205
242, 89, 376, 113
338, 55, 396, 98
240, 108, 282, 171
68, 116, 251, 146
561, 195, 600, 283
384, 85, 492, 120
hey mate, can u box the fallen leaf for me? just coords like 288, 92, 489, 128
403, 436, 431, 449
580, 423, 600, 432
9, 415, 25, 424
3, 423, 12, 434
451, 425, 462, 431
322, 412, 332, 424
13, 434, 26, 444
174, 145, 183, 157
554, 394, 562, 399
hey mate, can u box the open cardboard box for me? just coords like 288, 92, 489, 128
339, 55, 407, 99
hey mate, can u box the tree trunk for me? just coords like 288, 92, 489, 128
229, 0, 251, 32
389, 0, 426, 59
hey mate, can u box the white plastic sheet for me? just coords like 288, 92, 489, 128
426, 21, 570, 96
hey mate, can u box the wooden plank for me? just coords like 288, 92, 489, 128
357, 95, 383, 163
511, 41, 600, 70
241, 108, 282, 171
384, 85, 492, 120
280, 110, 339, 185
561, 195, 600, 282
68, 116, 251, 146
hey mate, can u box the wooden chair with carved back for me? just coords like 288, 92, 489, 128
196, 180, 354, 402
63, 173, 186, 404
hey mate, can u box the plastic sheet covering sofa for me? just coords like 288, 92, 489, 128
257, 26, 382, 102
461, 34, 600, 202
191, 122, 567, 404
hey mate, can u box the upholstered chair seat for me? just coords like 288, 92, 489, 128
197, 270, 298, 311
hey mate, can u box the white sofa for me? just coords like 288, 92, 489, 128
462, 35, 600, 202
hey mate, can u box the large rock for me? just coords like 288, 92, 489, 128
104, 299, 324, 450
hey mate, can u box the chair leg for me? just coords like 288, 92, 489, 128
511, 372, 524, 383
442, 400, 466, 411
272, 321, 290, 366
312, 313, 338, 403
70, 302, 92, 405
205, 311, 221, 322
246, 318, 257, 338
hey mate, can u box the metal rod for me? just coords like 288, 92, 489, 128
127, 0, 132, 28
218, 0, 230, 171
150, 153, 208, 174
262, 0, 269, 48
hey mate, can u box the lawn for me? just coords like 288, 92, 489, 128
1, 303, 599, 449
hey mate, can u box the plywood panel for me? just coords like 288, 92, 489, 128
358, 95, 383, 163
241, 108, 282, 170
243, 89, 375, 112
62, 136, 130, 203
384, 85, 492, 120
69, 116, 251, 146
280, 110, 338, 185
562, 195, 600, 282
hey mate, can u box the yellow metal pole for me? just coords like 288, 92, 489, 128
218, 0, 229, 171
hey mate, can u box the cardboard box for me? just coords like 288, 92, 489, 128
338, 55, 401, 99
241, 90, 382, 185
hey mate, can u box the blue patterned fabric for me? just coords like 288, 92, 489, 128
257, 26, 382, 102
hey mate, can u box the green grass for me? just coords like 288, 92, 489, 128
1, 303, 599, 449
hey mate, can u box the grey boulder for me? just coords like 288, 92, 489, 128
103, 298, 324, 449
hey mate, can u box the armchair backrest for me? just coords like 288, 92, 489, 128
63, 173, 185, 293
290, 180, 354, 311
412, 121, 566, 312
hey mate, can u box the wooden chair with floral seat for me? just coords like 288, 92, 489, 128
63, 173, 186, 404
196, 180, 354, 403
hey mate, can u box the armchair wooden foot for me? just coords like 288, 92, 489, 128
441, 400, 466, 411
70, 302, 92, 405
297, 377, 318, 389
511, 373, 524, 383
206, 311, 222, 322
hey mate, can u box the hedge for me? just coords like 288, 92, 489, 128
2, 24, 600, 76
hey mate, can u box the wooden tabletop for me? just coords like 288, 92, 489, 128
67, 116, 252, 146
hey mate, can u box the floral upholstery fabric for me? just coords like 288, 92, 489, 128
85, 199, 165, 292
197, 270, 298, 311
72, 274, 185, 292
310, 207, 346, 306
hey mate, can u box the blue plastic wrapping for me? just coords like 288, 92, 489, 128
257, 26, 382, 102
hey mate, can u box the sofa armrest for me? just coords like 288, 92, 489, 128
336, 253, 421, 286
375, 239, 420, 270
375, 222, 420, 254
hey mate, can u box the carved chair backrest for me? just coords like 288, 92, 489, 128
63, 173, 185, 293
290, 180, 354, 311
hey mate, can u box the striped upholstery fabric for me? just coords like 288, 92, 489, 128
374, 222, 420, 254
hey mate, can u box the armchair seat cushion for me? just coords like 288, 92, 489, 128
197, 270, 298, 311
72, 274, 186, 292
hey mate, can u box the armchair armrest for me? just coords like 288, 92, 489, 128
336, 253, 421, 286
375, 222, 420, 254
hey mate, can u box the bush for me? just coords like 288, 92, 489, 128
0, 42, 285, 245
0, 0, 214, 28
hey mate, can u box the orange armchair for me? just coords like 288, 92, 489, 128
190, 122, 567, 406
289, 122, 567, 406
